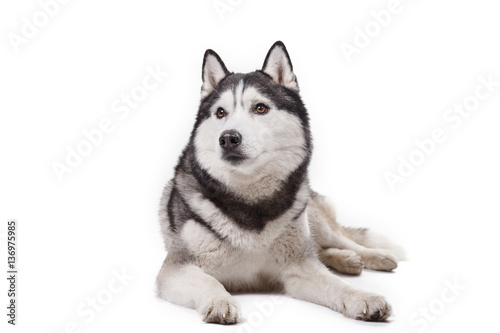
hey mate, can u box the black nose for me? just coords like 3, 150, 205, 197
219, 130, 242, 149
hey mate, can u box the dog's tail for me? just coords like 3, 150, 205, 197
342, 226, 407, 261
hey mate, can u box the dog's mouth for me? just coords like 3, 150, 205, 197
221, 151, 248, 165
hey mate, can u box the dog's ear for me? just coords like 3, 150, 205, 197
201, 49, 230, 98
262, 41, 298, 91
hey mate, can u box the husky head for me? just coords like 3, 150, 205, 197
192, 41, 311, 188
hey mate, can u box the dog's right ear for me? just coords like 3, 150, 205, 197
201, 49, 230, 98
262, 41, 298, 91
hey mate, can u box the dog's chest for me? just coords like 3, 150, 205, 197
179, 214, 311, 290
179, 220, 284, 286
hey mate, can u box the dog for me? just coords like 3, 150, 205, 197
156, 41, 404, 324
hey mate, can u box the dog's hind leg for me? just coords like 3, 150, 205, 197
156, 255, 240, 324
341, 226, 406, 262
328, 235, 399, 272
318, 248, 364, 275
308, 193, 402, 272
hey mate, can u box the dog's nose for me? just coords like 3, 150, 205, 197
219, 130, 242, 149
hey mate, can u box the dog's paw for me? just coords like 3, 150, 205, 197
321, 249, 364, 275
361, 249, 398, 272
202, 296, 240, 325
339, 250, 364, 275
334, 250, 364, 275
341, 291, 392, 321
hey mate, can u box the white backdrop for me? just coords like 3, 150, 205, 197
1, 0, 499, 332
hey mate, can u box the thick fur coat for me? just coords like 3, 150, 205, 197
156, 41, 404, 324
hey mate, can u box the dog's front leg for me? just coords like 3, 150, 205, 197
157, 256, 240, 324
281, 259, 391, 321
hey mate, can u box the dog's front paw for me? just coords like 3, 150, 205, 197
201, 296, 240, 325
341, 291, 392, 321
361, 249, 398, 272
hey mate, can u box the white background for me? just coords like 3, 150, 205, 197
1, 0, 500, 332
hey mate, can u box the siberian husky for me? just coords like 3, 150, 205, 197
157, 41, 404, 324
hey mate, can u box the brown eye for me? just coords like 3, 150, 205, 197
216, 107, 226, 118
255, 103, 268, 114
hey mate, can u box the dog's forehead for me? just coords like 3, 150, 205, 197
217, 78, 271, 108
214, 72, 293, 107
199, 72, 273, 110
218, 72, 274, 97
197, 70, 307, 125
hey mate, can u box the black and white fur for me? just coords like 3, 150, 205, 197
157, 41, 404, 324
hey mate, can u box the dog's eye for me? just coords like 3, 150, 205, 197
255, 103, 268, 114
216, 107, 226, 119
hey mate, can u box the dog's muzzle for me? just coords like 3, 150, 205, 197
219, 130, 246, 164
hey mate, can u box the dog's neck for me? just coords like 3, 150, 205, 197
225, 173, 285, 203
187, 143, 311, 205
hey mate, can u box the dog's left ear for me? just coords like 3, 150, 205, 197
262, 41, 298, 91
201, 49, 230, 98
